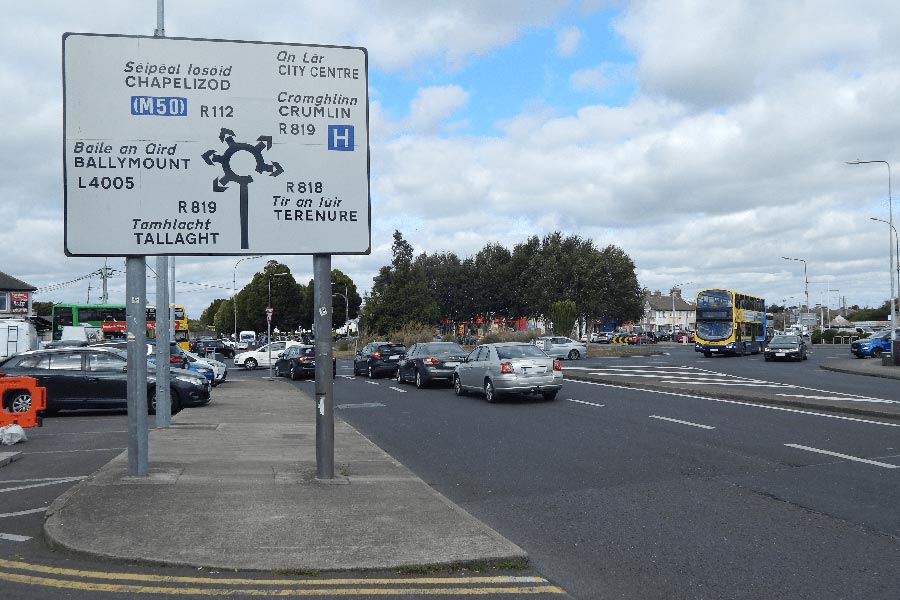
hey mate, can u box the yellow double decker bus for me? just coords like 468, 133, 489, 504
694, 289, 767, 357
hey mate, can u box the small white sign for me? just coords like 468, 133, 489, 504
63, 33, 370, 256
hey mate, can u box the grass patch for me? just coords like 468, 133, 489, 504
272, 568, 322, 577
395, 559, 529, 576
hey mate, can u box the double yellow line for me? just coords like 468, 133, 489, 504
0, 559, 565, 596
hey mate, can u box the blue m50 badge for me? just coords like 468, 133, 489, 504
328, 125, 354, 151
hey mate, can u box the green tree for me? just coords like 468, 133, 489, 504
32, 301, 54, 316
199, 298, 227, 327
550, 300, 578, 335
361, 231, 440, 335
236, 260, 306, 334
213, 298, 234, 335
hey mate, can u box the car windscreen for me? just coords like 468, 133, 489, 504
423, 343, 467, 356
377, 345, 406, 354
769, 336, 799, 345
497, 345, 549, 359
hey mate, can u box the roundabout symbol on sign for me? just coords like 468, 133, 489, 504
202, 128, 284, 249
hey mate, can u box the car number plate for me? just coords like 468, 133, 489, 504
776, 352, 785, 357
520, 366, 546, 374
444, 362, 459, 367
386, 355, 398, 360
710, 348, 719, 352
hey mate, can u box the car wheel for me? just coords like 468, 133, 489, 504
367, 363, 375, 378
484, 379, 498, 403
352, 361, 359, 375
169, 388, 183, 414
415, 370, 428, 389
802, 352, 808, 360
764, 356, 772, 362
567, 350, 579, 360
454, 375, 466, 396
289, 364, 299, 381
245, 358, 258, 370
4, 390, 32, 413
148, 386, 157, 415
542, 390, 558, 401
873, 347, 883, 358
396, 368, 403, 384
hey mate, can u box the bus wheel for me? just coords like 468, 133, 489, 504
703, 351, 712, 358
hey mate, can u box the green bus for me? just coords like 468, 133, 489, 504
50, 303, 156, 341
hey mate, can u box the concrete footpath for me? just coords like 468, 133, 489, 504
42, 379, 526, 571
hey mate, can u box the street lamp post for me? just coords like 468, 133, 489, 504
848, 160, 896, 329
871, 216, 900, 327
782, 257, 809, 331
267, 272, 292, 380
233, 255, 262, 344
332, 285, 349, 334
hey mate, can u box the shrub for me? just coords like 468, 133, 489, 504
811, 329, 823, 344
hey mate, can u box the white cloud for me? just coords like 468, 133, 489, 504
556, 26, 582, 57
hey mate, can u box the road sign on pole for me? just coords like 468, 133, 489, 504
62, 33, 370, 256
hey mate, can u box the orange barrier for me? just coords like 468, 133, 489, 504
0, 376, 47, 428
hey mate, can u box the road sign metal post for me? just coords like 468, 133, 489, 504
155, 255, 171, 427
313, 254, 334, 480
126, 257, 149, 477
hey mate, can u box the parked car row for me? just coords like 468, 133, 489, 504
0, 346, 212, 415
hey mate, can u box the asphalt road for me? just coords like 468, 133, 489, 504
323, 346, 900, 599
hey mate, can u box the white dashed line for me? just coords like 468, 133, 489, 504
785, 444, 900, 469
0, 507, 47, 518
567, 398, 604, 407
649, 415, 715, 429
0, 533, 30, 542
388, 387, 407, 393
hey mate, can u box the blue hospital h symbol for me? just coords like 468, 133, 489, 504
328, 125, 354, 151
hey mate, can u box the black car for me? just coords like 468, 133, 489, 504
274, 344, 336, 380
396, 342, 468, 388
0, 347, 210, 415
763, 335, 808, 362
352, 342, 407, 378
193, 338, 236, 358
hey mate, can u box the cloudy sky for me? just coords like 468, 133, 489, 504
5, 0, 900, 322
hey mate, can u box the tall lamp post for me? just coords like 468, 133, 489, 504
782, 257, 809, 331
871, 216, 900, 327
267, 272, 293, 380
332, 285, 349, 333
233, 255, 261, 344
847, 160, 896, 330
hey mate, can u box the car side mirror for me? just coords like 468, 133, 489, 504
277, 352, 284, 358
356, 350, 362, 356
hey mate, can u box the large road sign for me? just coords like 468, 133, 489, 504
63, 33, 370, 256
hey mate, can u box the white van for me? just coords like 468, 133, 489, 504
238, 330, 257, 350
0, 318, 39, 358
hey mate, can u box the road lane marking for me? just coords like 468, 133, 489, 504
365, 381, 379, 386
0, 507, 47, 518
335, 403, 386, 410
0, 534, 30, 542
0, 476, 86, 493
649, 415, 715, 429
567, 398, 604, 407
784, 444, 900, 469
388, 386, 407, 393
568, 380, 900, 428
0, 559, 567, 595
776, 393, 896, 404
24, 448, 126, 455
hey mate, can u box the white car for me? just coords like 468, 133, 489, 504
234, 341, 303, 370
184, 350, 227, 386
534, 336, 588, 360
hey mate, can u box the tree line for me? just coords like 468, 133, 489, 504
198, 260, 362, 336
360, 231, 644, 336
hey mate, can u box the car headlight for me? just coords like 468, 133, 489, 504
175, 374, 205, 386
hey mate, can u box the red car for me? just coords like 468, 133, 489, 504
673, 332, 694, 343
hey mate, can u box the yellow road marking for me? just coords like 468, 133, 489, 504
0, 569, 566, 595
0, 559, 548, 586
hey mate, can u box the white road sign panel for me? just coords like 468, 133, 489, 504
63, 33, 370, 256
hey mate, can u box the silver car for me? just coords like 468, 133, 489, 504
453, 342, 563, 402
534, 336, 587, 359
